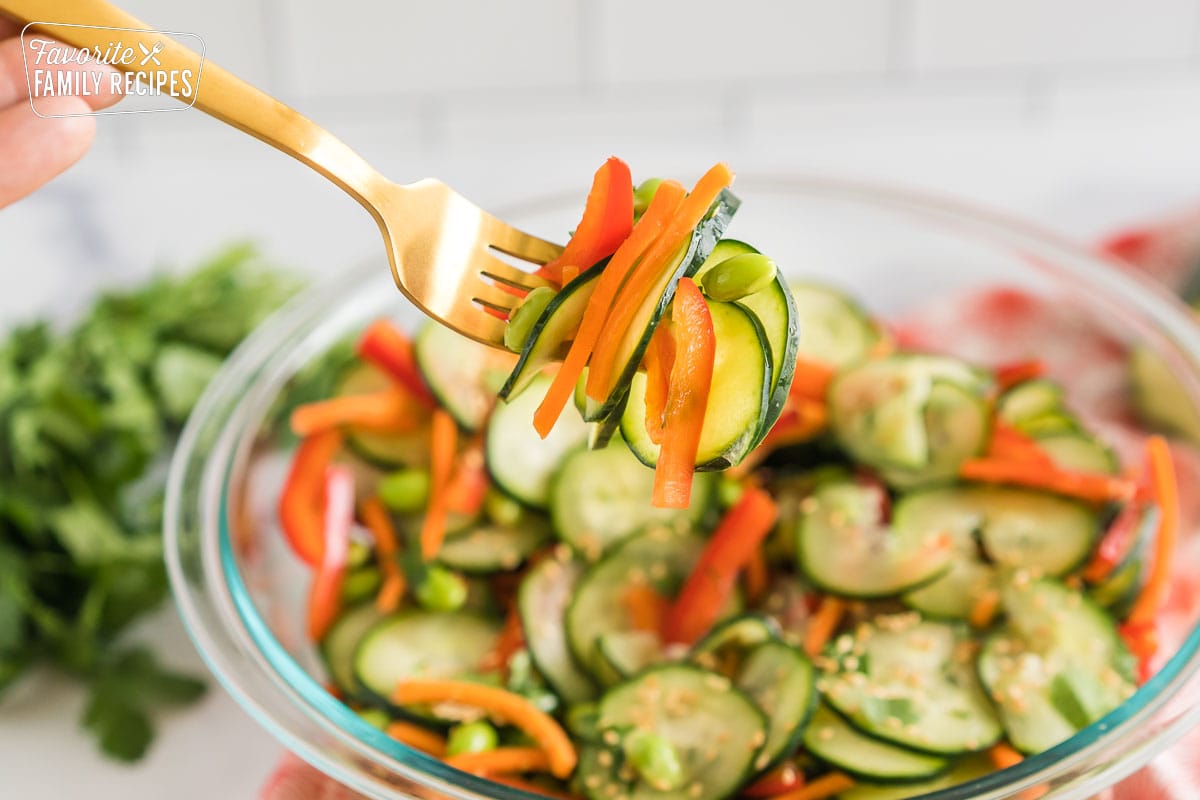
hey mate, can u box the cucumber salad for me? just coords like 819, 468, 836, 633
277, 160, 1178, 800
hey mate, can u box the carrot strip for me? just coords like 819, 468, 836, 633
662, 487, 778, 644
480, 604, 525, 675
652, 280, 716, 509
445, 437, 489, 516
986, 422, 1055, 466
537, 157, 634, 286
446, 747, 551, 776
623, 584, 668, 634
361, 497, 406, 613
959, 458, 1136, 503
531, 181, 687, 438
1082, 500, 1143, 583
744, 546, 769, 605
742, 761, 805, 797
969, 588, 1001, 629
291, 387, 427, 437
995, 359, 1046, 392
1127, 436, 1179, 627
989, 742, 1024, 770
279, 429, 343, 567
587, 163, 733, 403
420, 410, 458, 561
642, 320, 676, 446
803, 596, 846, 657
386, 721, 447, 757
392, 680, 577, 778
485, 775, 580, 800
789, 357, 836, 401
767, 771, 854, 800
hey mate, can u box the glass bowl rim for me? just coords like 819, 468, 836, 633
166, 175, 1200, 800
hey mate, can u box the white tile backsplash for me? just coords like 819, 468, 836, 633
909, 0, 1200, 71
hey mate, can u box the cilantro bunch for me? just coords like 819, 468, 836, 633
0, 244, 301, 760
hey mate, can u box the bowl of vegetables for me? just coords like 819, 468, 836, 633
164, 170, 1200, 800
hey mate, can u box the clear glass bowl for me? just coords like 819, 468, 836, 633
165, 177, 1200, 800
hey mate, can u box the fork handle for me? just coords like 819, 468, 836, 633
1, 0, 388, 212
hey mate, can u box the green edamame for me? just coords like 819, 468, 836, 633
357, 708, 391, 729
633, 178, 664, 217
415, 565, 468, 612
700, 252, 777, 302
378, 468, 430, 514
484, 486, 525, 527
624, 729, 685, 792
717, 477, 745, 509
446, 720, 498, 756
340, 566, 383, 603
504, 287, 556, 353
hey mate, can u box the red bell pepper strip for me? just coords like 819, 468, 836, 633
307, 464, 355, 641
278, 429, 343, 567
444, 435, 489, 516
652, 280, 715, 509
1082, 499, 1144, 583
642, 320, 676, 445
356, 320, 437, 410
536, 157, 634, 286
531, 179, 686, 438
985, 420, 1055, 466
995, 359, 1046, 392
587, 163, 733, 403
789, 357, 836, 402
420, 409, 458, 561
742, 762, 805, 798
661, 486, 778, 645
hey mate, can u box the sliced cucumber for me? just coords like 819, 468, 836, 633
820, 615, 1003, 755
690, 613, 781, 667
695, 240, 799, 443
788, 282, 881, 368
736, 641, 816, 771
518, 555, 597, 705
550, 440, 713, 560
487, 373, 589, 507
796, 480, 953, 599
413, 320, 511, 431
621, 297, 770, 471
998, 379, 1064, 425
594, 630, 662, 685
898, 486, 1099, 619
584, 190, 740, 421
1038, 433, 1118, 475
354, 610, 501, 718
335, 363, 429, 468
830, 355, 990, 484
581, 665, 767, 800
837, 755, 992, 800
1130, 345, 1200, 445
499, 264, 604, 401
566, 525, 704, 679
320, 603, 386, 697
436, 517, 553, 573
978, 577, 1137, 754
803, 704, 951, 783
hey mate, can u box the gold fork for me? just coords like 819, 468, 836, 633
2, 0, 560, 346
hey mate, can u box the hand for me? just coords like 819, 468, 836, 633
0, 17, 120, 208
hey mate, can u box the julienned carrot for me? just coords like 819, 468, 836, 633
988, 742, 1024, 770
420, 410, 458, 561
741, 761, 804, 797
768, 771, 854, 800
623, 584, 668, 633
744, 546, 769, 605
307, 465, 355, 641
586, 163, 734, 404
536, 157, 634, 286
392, 680, 577, 778
485, 775, 579, 800
279, 429, 343, 567
986, 422, 1055, 466
386, 720, 447, 757
995, 359, 1046, 392
642, 320, 676, 445
356, 320, 437, 409
959, 458, 1137, 503
662, 487, 778, 644
804, 596, 846, 657
531, 181, 687, 438
1127, 436, 1179, 627
480, 604, 525, 674
789, 357, 836, 401
290, 387, 426, 437
445, 747, 551, 775
652, 280, 716, 509
444, 438, 489, 516
969, 588, 1001, 629
1082, 500, 1143, 583
361, 497, 405, 613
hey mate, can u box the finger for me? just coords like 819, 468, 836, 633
0, 96, 96, 209
0, 17, 17, 39
0, 35, 121, 111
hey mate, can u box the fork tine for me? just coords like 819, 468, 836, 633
484, 218, 565, 266
478, 252, 553, 292
469, 280, 522, 315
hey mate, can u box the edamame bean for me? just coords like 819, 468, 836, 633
485, 486, 525, 527
717, 477, 745, 509
700, 252, 777, 302
624, 729, 685, 792
504, 287, 557, 353
633, 178, 664, 217
357, 708, 391, 729
340, 566, 383, 603
566, 703, 600, 739
415, 565, 468, 612
378, 468, 430, 513
446, 720, 499, 756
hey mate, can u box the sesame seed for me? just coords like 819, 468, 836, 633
689, 783, 703, 798
755, 753, 771, 770
885, 716, 903, 729
750, 730, 766, 748
817, 726, 835, 742
585, 776, 602, 789
705, 674, 731, 692
597, 750, 614, 767
603, 730, 620, 746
